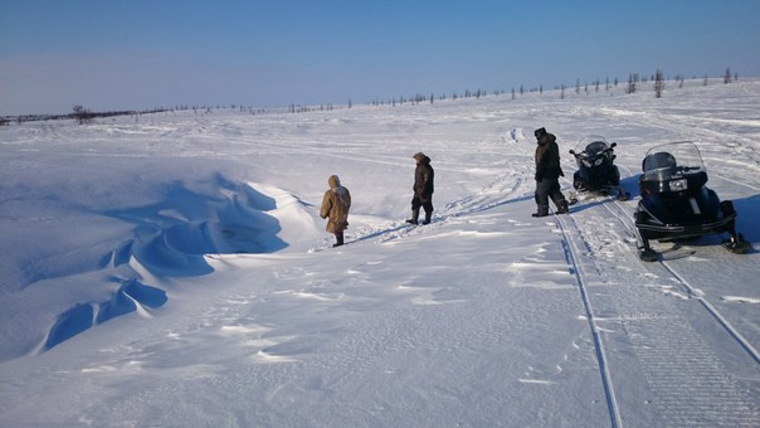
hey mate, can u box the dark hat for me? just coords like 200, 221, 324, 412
413, 152, 426, 160
534, 127, 547, 138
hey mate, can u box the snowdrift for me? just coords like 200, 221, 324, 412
1, 171, 318, 360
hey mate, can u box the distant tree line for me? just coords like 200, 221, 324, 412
362, 66, 741, 108
1, 105, 172, 126
0, 67, 742, 125
0, 103, 284, 126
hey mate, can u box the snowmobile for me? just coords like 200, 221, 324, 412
634, 141, 750, 262
567, 135, 628, 204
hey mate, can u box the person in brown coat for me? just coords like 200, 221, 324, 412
320, 175, 351, 247
406, 152, 434, 225
533, 127, 569, 217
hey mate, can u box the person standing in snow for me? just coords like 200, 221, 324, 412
320, 175, 352, 247
406, 152, 435, 225
533, 127, 569, 217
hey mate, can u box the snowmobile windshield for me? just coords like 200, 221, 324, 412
641, 141, 706, 182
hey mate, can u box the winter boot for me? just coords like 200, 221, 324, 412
406, 208, 420, 225
556, 200, 569, 214
422, 210, 432, 225
532, 204, 549, 217
333, 231, 344, 247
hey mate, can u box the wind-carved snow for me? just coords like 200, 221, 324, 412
1, 174, 313, 360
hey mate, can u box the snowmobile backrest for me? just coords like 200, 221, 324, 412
642, 152, 676, 172
585, 141, 609, 156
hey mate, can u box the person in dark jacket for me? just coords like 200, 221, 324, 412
407, 152, 434, 225
320, 175, 351, 247
533, 127, 569, 217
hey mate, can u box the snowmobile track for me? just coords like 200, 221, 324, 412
659, 260, 760, 365
556, 197, 760, 426
555, 213, 623, 428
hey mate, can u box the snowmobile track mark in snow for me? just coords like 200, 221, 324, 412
312, 218, 441, 252
555, 199, 760, 426
660, 260, 760, 366
554, 214, 623, 428
320, 172, 529, 252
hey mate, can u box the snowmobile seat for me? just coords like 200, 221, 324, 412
642, 151, 676, 172
585, 141, 608, 156
642, 152, 677, 182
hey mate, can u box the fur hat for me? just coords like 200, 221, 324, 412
328, 175, 341, 188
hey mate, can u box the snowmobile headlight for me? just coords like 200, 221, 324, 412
668, 179, 688, 191
594, 158, 604, 166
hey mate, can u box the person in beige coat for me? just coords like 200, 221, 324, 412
320, 175, 351, 247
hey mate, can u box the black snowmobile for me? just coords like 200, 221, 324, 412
567, 135, 628, 204
634, 141, 750, 262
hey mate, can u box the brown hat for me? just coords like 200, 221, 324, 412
413, 152, 426, 160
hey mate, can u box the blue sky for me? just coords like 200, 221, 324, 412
1, 0, 759, 115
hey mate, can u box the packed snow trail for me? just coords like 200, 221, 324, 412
555, 213, 622, 428
659, 261, 760, 364
556, 192, 760, 426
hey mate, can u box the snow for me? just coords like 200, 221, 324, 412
1, 79, 759, 426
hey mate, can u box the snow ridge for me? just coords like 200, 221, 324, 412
18, 179, 303, 359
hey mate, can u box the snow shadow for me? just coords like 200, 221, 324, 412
621, 174, 643, 199
670, 193, 759, 247
106, 175, 287, 275
563, 174, 641, 214
43, 278, 167, 350
637, 193, 759, 254
723, 193, 759, 251
41, 176, 288, 353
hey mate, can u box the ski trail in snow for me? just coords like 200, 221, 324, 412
713, 172, 760, 193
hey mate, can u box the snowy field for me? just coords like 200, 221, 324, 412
1, 79, 759, 427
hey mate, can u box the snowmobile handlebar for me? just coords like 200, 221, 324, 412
569, 141, 617, 159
